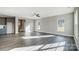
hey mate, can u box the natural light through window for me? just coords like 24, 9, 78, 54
25, 25, 31, 32
57, 18, 64, 32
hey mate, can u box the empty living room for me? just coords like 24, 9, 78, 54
0, 7, 78, 51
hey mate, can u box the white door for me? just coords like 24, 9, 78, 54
7, 22, 13, 34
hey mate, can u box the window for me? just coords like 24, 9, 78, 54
38, 21, 40, 30
57, 17, 64, 32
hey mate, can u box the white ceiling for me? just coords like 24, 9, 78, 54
0, 7, 74, 19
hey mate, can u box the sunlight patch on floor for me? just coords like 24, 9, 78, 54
10, 45, 43, 51
56, 46, 65, 51
21, 35, 54, 39
41, 41, 65, 49
10, 41, 65, 51
43, 48, 56, 51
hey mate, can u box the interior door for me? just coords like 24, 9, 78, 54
7, 22, 13, 34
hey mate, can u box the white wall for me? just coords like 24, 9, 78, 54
39, 13, 74, 36
74, 8, 79, 50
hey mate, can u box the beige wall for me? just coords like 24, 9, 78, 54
39, 13, 74, 36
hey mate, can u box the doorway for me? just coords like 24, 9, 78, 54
18, 19, 25, 32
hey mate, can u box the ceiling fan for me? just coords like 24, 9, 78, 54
27, 12, 40, 19
33, 12, 40, 17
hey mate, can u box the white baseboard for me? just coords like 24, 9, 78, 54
54, 33, 74, 37
38, 31, 74, 37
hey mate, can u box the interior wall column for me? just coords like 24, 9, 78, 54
15, 17, 19, 34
